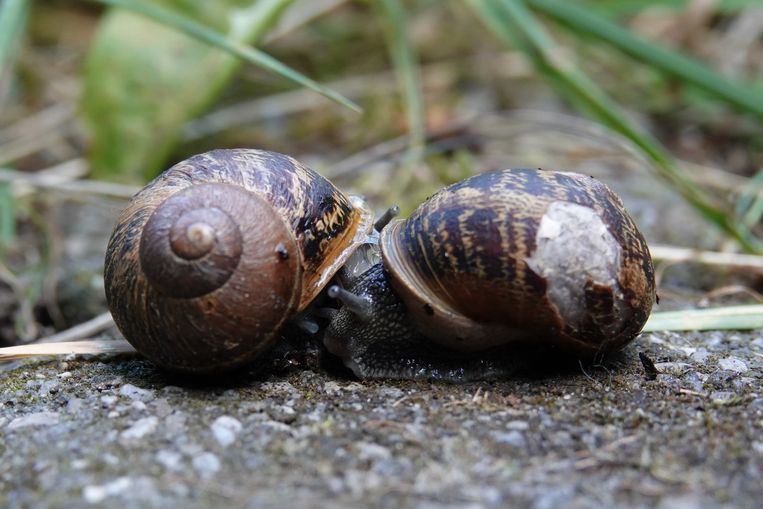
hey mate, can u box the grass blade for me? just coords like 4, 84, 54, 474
378, 0, 426, 152
644, 305, 763, 332
0, 0, 28, 72
466, 0, 763, 253
91, 0, 361, 113
528, 0, 763, 120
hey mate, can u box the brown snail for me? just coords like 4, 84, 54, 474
104, 149, 373, 373
324, 168, 655, 381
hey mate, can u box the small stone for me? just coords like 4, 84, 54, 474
493, 430, 526, 447
269, 404, 297, 424
211, 415, 242, 447
131, 401, 147, 412
506, 420, 529, 431
8, 412, 60, 430
71, 459, 88, 470
57, 371, 73, 379
710, 391, 736, 403
82, 477, 132, 503
155, 449, 183, 471
165, 412, 187, 433
119, 384, 154, 401
752, 442, 763, 455
718, 357, 748, 373
356, 442, 392, 462
192, 452, 221, 478
690, 348, 710, 364
377, 386, 405, 399
152, 398, 172, 418
66, 398, 84, 414
322, 381, 344, 395
101, 395, 117, 407
654, 362, 692, 376
38, 380, 60, 396
120, 416, 159, 442
751, 337, 763, 350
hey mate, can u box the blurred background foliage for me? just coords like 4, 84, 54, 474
0, 0, 762, 342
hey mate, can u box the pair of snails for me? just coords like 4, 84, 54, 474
104, 149, 655, 381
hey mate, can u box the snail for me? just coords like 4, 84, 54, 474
324, 168, 655, 381
103, 149, 374, 374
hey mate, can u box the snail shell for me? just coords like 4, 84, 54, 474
104, 149, 373, 373
381, 168, 654, 355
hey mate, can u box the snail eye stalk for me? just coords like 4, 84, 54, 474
327, 285, 372, 321
374, 204, 400, 232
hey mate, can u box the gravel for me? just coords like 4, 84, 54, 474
0, 328, 761, 508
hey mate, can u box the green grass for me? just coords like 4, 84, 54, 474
467, 0, 763, 253
0, 0, 28, 73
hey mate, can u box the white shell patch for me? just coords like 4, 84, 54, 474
526, 201, 624, 332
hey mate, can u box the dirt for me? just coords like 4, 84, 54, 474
1, 328, 761, 509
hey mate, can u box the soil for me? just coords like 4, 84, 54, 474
1, 328, 761, 508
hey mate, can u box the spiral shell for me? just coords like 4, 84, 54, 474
104, 149, 373, 373
380, 168, 655, 356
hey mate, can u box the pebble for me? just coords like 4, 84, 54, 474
101, 395, 117, 407
155, 449, 183, 471
8, 412, 60, 430
654, 362, 692, 376
356, 442, 392, 462
192, 452, 221, 478
83, 477, 132, 503
211, 415, 243, 447
120, 416, 159, 442
152, 398, 172, 417
718, 357, 748, 373
165, 411, 187, 433
322, 381, 345, 395
119, 384, 154, 401
710, 391, 736, 404
751, 337, 763, 350
269, 404, 297, 424
66, 398, 84, 414
38, 380, 60, 396
377, 386, 405, 399
506, 420, 529, 431
492, 430, 526, 447
690, 348, 710, 364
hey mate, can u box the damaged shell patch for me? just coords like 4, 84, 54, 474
525, 201, 627, 334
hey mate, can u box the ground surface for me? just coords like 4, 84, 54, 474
1, 329, 761, 509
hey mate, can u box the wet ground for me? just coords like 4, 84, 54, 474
1, 328, 761, 508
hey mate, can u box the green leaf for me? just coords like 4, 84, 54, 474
83, 0, 359, 181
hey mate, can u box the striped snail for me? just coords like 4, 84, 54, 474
324, 169, 655, 381
104, 149, 373, 374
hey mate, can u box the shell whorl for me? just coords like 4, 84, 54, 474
139, 183, 245, 298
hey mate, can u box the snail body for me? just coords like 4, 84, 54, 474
325, 169, 655, 381
104, 149, 373, 374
